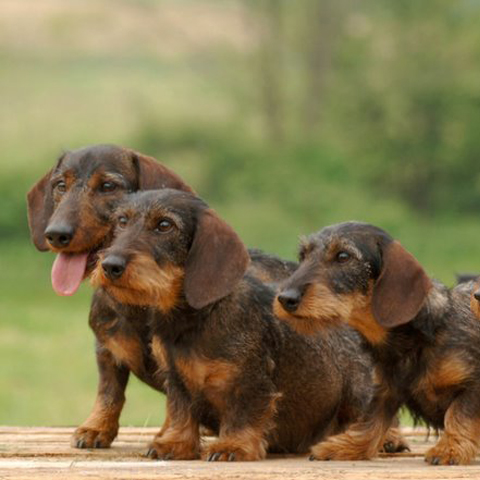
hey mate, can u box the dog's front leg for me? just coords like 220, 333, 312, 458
203, 379, 279, 462
310, 391, 400, 461
146, 390, 200, 460
425, 389, 480, 466
72, 344, 129, 448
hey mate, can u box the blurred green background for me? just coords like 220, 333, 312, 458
1, 0, 480, 427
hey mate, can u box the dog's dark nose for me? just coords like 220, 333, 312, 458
474, 289, 480, 302
277, 288, 302, 313
45, 224, 74, 248
102, 255, 127, 280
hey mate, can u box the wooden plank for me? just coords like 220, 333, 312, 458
0, 427, 478, 480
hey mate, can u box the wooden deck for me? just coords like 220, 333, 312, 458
0, 427, 479, 479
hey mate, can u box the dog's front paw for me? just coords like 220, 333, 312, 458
309, 436, 373, 461
380, 428, 410, 453
425, 441, 475, 466
146, 439, 199, 460
202, 440, 265, 462
71, 426, 117, 449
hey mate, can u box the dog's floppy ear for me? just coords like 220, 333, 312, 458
26, 170, 54, 251
131, 151, 194, 193
184, 209, 250, 309
372, 241, 432, 328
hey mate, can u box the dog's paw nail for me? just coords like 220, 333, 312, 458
431, 457, 440, 465
309, 455, 316, 461
146, 447, 158, 459
76, 439, 86, 449
93, 439, 101, 448
228, 453, 236, 462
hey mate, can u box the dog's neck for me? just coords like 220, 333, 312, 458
149, 275, 275, 352
149, 298, 210, 346
418, 280, 450, 323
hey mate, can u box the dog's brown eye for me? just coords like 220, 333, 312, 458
336, 251, 351, 263
54, 181, 66, 193
100, 182, 117, 193
117, 216, 128, 228
155, 219, 173, 233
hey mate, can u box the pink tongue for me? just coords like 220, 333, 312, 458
51, 253, 89, 296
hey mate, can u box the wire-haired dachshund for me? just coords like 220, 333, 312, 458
275, 221, 480, 465
26, 144, 297, 450
90, 190, 408, 461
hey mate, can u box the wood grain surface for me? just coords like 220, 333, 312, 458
0, 427, 478, 479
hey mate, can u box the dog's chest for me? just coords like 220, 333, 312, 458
104, 330, 144, 373
94, 315, 160, 382
174, 354, 239, 410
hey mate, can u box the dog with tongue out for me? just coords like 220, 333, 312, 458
27, 144, 195, 449
27, 144, 299, 453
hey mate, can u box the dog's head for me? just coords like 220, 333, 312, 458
274, 222, 432, 343
91, 189, 250, 312
27, 144, 193, 296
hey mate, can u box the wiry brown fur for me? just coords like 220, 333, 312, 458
71, 395, 124, 449
92, 253, 184, 313
274, 281, 387, 344
424, 408, 480, 465
273, 283, 347, 335
148, 394, 201, 460
175, 357, 240, 398
277, 221, 480, 465
203, 401, 278, 462
103, 332, 144, 373
416, 354, 474, 403
150, 336, 168, 378
310, 415, 387, 461
95, 190, 381, 462
247, 249, 298, 288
